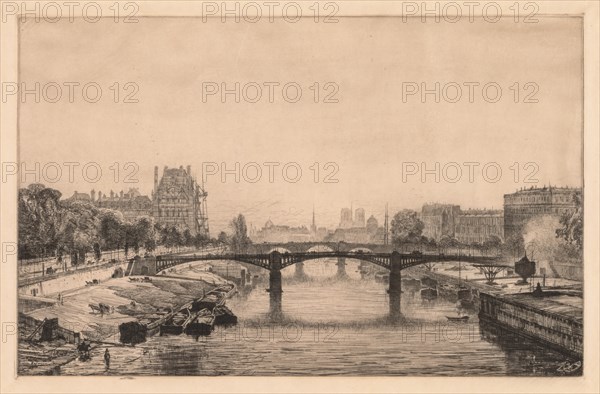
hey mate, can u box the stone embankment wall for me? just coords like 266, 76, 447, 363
479, 292, 583, 358
19, 262, 127, 297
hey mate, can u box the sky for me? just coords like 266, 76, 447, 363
17, 16, 583, 234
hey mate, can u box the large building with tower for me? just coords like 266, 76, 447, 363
330, 207, 386, 243
65, 165, 209, 236
151, 165, 209, 236
503, 186, 581, 240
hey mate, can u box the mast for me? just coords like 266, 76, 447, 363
384, 203, 389, 245
195, 174, 209, 236
201, 176, 209, 236
311, 203, 316, 234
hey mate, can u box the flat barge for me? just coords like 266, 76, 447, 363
120, 283, 237, 343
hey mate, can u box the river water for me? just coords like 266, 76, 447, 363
60, 259, 572, 376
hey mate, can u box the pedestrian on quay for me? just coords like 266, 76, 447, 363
104, 348, 111, 370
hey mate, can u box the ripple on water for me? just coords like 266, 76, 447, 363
59, 277, 574, 376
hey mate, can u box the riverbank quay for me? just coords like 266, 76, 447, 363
479, 290, 583, 360
407, 264, 582, 309
19, 260, 128, 297
18, 275, 221, 375
18, 246, 219, 277
405, 266, 499, 309
405, 264, 583, 361
18, 246, 224, 293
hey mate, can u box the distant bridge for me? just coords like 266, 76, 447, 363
155, 250, 498, 273
242, 241, 397, 254
148, 243, 500, 319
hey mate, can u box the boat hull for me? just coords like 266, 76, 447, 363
446, 316, 469, 322
159, 325, 184, 336
184, 322, 213, 336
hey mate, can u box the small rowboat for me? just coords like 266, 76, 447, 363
446, 315, 469, 322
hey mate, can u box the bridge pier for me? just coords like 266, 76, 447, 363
269, 252, 283, 319
294, 262, 307, 280
336, 257, 347, 278
388, 251, 402, 320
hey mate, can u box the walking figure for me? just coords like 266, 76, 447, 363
104, 348, 111, 370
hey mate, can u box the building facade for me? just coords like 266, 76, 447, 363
455, 209, 504, 244
152, 165, 209, 236
503, 186, 581, 240
339, 208, 353, 229
251, 220, 312, 243
421, 204, 504, 244
66, 188, 153, 221
64, 165, 210, 237
330, 207, 386, 243
421, 204, 461, 241
354, 208, 365, 227
96, 188, 153, 221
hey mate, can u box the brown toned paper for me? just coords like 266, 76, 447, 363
1, 1, 598, 393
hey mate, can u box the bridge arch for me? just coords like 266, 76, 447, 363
266, 247, 293, 254
348, 247, 374, 253
306, 245, 334, 252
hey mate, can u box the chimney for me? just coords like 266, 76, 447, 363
98, 191, 103, 201
120, 190, 124, 199
90, 189, 96, 201
154, 166, 159, 193
110, 190, 114, 199
186, 165, 191, 175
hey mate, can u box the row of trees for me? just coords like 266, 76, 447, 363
18, 184, 215, 261
19, 183, 581, 261
388, 209, 503, 253
216, 214, 252, 253
387, 207, 583, 259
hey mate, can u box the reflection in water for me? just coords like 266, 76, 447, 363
60, 259, 575, 376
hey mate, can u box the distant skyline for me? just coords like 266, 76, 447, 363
19, 178, 582, 236
17, 16, 583, 235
